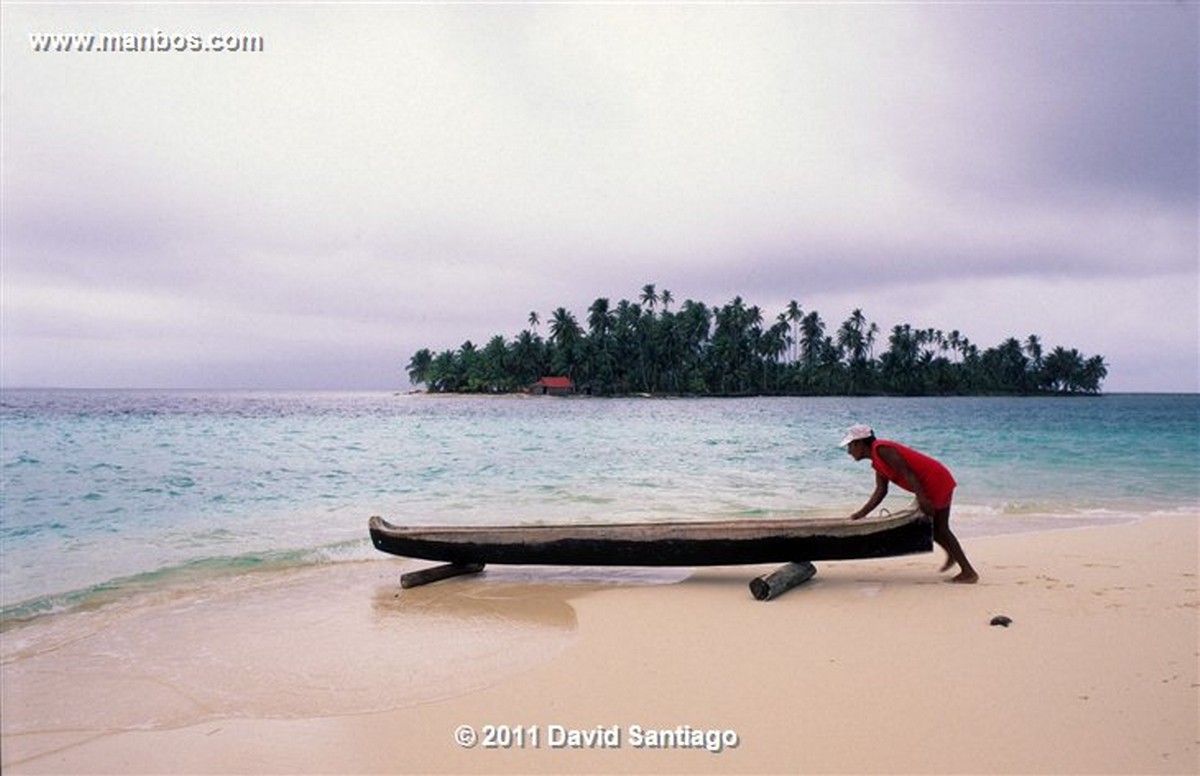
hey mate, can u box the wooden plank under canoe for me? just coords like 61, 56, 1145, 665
368, 511, 932, 567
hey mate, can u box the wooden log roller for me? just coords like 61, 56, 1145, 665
749, 561, 817, 600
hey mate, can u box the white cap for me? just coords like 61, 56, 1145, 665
839, 424, 874, 447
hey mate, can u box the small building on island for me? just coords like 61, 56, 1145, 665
527, 376, 575, 396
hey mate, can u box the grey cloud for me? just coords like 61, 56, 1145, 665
2, 3, 1196, 391
912, 3, 1197, 205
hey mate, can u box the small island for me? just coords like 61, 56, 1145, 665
406, 285, 1107, 396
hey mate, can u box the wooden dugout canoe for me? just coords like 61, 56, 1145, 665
367, 510, 932, 567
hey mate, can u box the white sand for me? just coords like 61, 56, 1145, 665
3, 515, 1197, 774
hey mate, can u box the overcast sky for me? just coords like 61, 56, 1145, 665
2, 2, 1197, 392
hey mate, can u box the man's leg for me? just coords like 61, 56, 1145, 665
932, 507, 978, 583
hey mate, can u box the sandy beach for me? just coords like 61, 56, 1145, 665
3, 514, 1197, 775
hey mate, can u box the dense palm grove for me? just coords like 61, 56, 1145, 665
407, 285, 1108, 396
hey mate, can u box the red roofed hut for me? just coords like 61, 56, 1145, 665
528, 376, 575, 396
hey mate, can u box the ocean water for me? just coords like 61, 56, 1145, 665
2, 390, 1198, 620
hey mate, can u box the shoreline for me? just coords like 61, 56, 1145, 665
407, 389, 1129, 399
0, 508, 1158, 625
3, 513, 1197, 774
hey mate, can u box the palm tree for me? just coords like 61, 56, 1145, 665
640, 284, 659, 312
547, 308, 582, 379
1025, 334, 1044, 364
586, 298, 616, 391
1043, 346, 1086, 393
549, 307, 581, 352
655, 306, 682, 392
587, 298, 613, 339
775, 312, 795, 364
635, 302, 659, 392
920, 328, 941, 361
406, 291, 1107, 396
480, 335, 509, 392
837, 309, 871, 366
458, 340, 481, 390
982, 338, 1030, 393
612, 300, 641, 393
799, 311, 825, 370
747, 304, 763, 331
784, 300, 803, 363
1025, 334, 1045, 387
549, 308, 578, 342
677, 299, 712, 392
428, 349, 460, 392
837, 309, 879, 394
510, 329, 546, 386
947, 330, 963, 363
406, 348, 433, 387
881, 324, 921, 393
528, 311, 540, 332
710, 297, 749, 393
866, 321, 880, 361
1080, 355, 1108, 393
759, 319, 790, 391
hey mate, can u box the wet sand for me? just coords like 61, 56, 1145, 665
2, 515, 1197, 774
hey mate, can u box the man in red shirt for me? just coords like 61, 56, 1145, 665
841, 424, 979, 583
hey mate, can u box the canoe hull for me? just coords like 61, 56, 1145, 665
368, 513, 932, 567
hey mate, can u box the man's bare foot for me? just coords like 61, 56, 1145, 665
947, 571, 979, 584
939, 554, 955, 573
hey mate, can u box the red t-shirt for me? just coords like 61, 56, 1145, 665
870, 440, 957, 509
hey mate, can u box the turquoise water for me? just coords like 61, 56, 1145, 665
2, 390, 1197, 619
